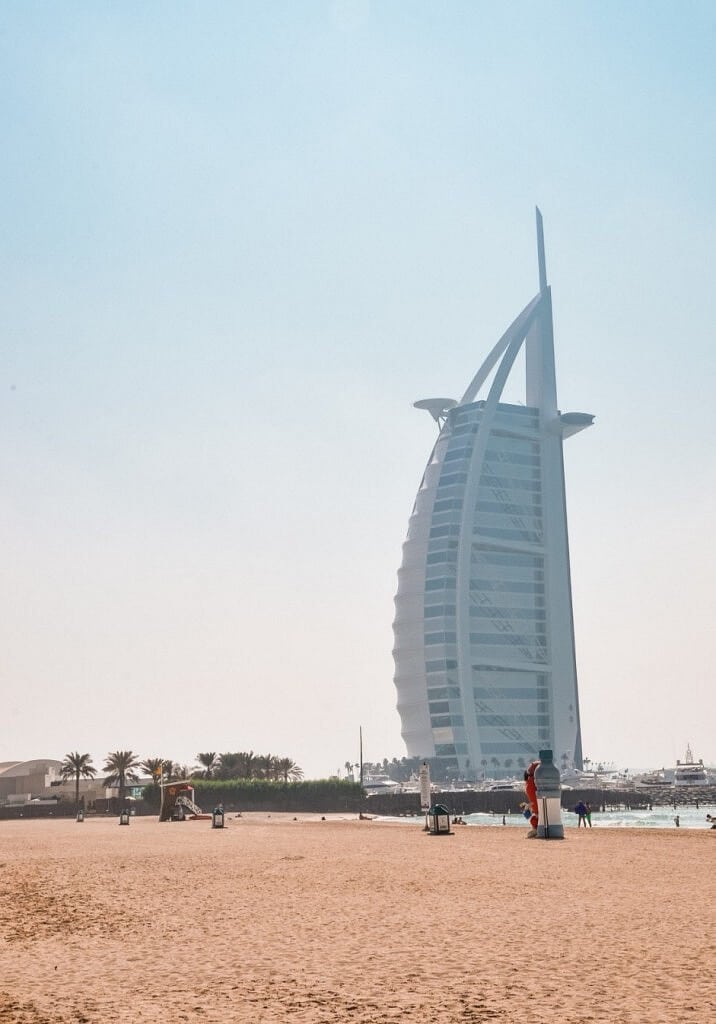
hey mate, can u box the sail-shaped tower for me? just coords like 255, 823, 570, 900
393, 211, 593, 779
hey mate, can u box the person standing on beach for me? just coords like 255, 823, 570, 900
574, 801, 588, 827
585, 802, 593, 828
524, 762, 539, 837
674, 815, 680, 827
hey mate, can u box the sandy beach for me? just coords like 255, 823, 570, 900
1, 815, 714, 1023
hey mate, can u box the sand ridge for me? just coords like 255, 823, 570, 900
1, 815, 714, 1022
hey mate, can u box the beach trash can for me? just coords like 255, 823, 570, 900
427, 804, 452, 835
119, 808, 130, 826
76, 810, 84, 823
535, 750, 564, 840
212, 806, 225, 829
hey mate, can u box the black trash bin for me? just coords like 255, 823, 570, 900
427, 804, 452, 835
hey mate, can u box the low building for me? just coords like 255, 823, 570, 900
0, 759, 111, 807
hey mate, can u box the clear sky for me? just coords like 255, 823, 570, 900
2, 1, 715, 778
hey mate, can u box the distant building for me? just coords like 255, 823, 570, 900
0, 759, 64, 803
0, 758, 138, 807
393, 211, 593, 779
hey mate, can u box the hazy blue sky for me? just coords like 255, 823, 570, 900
2, 1, 715, 778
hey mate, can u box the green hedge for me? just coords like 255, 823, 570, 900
142, 778, 363, 812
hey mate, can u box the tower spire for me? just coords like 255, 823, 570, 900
536, 206, 548, 293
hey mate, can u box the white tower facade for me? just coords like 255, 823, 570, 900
393, 211, 593, 779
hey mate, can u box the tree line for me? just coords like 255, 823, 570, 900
59, 750, 304, 811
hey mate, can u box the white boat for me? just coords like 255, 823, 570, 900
399, 777, 438, 795
560, 767, 596, 786
674, 745, 708, 787
487, 779, 523, 792
633, 771, 667, 789
362, 773, 403, 796
560, 765, 628, 788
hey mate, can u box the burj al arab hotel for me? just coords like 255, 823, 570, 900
393, 211, 593, 779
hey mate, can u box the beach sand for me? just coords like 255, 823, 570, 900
1, 814, 714, 1023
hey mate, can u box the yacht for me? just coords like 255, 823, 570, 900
487, 779, 524, 792
362, 773, 403, 796
560, 765, 628, 788
560, 767, 596, 786
633, 770, 666, 789
673, 745, 708, 787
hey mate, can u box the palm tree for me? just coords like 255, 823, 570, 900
103, 750, 141, 806
254, 753, 275, 780
237, 750, 257, 779
276, 758, 304, 783
139, 757, 164, 805
60, 752, 96, 813
196, 752, 219, 779
217, 752, 241, 779
140, 757, 165, 781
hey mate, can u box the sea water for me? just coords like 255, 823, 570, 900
379, 804, 716, 830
